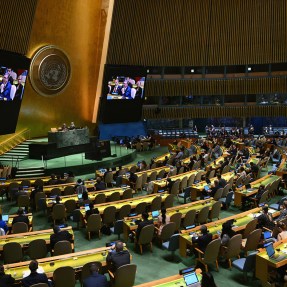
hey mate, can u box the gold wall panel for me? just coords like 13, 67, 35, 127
16, 0, 108, 137
142, 106, 287, 119
107, 0, 287, 66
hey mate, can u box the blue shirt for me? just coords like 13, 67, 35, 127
0, 220, 8, 233
83, 272, 108, 287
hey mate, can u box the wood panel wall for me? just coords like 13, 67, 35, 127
107, 0, 287, 66
0, 0, 38, 54
142, 105, 287, 119
145, 77, 287, 96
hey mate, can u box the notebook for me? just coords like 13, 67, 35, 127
183, 272, 200, 287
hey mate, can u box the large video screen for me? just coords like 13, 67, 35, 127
0, 50, 30, 135
100, 65, 146, 123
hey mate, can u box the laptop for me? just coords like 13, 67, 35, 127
78, 193, 83, 200
2, 215, 8, 222
183, 272, 200, 287
158, 189, 165, 193
151, 210, 159, 219
245, 183, 252, 190
84, 204, 90, 212
204, 185, 210, 191
263, 231, 272, 240
265, 243, 286, 261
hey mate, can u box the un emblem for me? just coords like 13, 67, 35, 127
29, 46, 71, 97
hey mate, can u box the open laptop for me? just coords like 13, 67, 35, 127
2, 215, 8, 222
265, 243, 286, 261
84, 204, 90, 212
151, 210, 159, 219
204, 185, 210, 191
78, 193, 83, 200
263, 231, 272, 240
183, 271, 200, 287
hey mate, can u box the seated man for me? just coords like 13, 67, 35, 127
83, 263, 108, 287
12, 208, 29, 226
192, 225, 212, 252
22, 260, 49, 287
0, 263, 15, 287
50, 225, 73, 250
106, 241, 130, 273
94, 177, 106, 191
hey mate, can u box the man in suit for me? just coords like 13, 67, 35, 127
192, 225, 212, 252
94, 177, 106, 191
136, 212, 153, 240
217, 174, 227, 188
121, 80, 132, 99
13, 75, 24, 100
109, 79, 122, 95
50, 225, 73, 249
106, 241, 130, 273
12, 208, 29, 226
0, 74, 12, 100
22, 260, 49, 287
134, 81, 143, 99
0, 264, 15, 287
83, 263, 108, 287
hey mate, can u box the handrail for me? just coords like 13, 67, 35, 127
0, 129, 30, 155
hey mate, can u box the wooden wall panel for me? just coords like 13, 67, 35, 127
0, 0, 38, 54
107, 0, 287, 66
144, 77, 287, 97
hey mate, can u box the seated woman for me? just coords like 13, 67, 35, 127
157, 208, 170, 236
277, 222, 287, 241
220, 220, 237, 246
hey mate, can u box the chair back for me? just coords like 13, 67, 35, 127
12, 222, 28, 234
243, 251, 258, 272
167, 234, 180, 251
170, 180, 180, 196
53, 240, 72, 256
213, 188, 223, 201
52, 204, 66, 221
28, 239, 47, 259
222, 184, 230, 197
180, 176, 188, 191
135, 176, 143, 192
3, 242, 22, 263
221, 165, 230, 174
113, 220, 124, 236
64, 199, 77, 214
224, 234, 242, 259
17, 194, 30, 209
194, 170, 204, 182
95, 193, 106, 204
170, 212, 182, 231
169, 168, 177, 176
243, 218, 258, 238
80, 262, 102, 285
258, 191, 269, 205
87, 214, 102, 232
159, 222, 176, 242
141, 173, 148, 188
110, 192, 121, 202
104, 172, 114, 186
50, 188, 61, 197
157, 169, 166, 179
113, 264, 137, 287
20, 179, 31, 187
122, 188, 133, 199
149, 171, 157, 182
63, 186, 74, 196
135, 202, 147, 214
164, 194, 174, 208
244, 229, 262, 252
203, 238, 221, 263
34, 179, 44, 187
53, 266, 75, 287
151, 196, 162, 211
138, 225, 155, 245
208, 170, 215, 179
188, 174, 195, 186
8, 182, 19, 200
209, 201, 221, 221
103, 206, 116, 225
225, 191, 234, 207
118, 204, 131, 219
183, 209, 196, 228
177, 166, 185, 175
72, 209, 82, 224
197, 205, 209, 224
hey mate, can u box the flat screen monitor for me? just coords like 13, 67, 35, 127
0, 50, 30, 135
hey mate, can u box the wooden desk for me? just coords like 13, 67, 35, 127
276, 155, 287, 176
122, 198, 217, 240
0, 226, 73, 252
3, 246, 130, 281
206, 155, 227, 171
179, 207, 278, 257
152, 169, 202, 193
80, 193, 169, 216
0, 176, 52, 189
42, 180, 96, 194
256, 238, 287, 284
6, 213, 33, 229
134, 271, 202, 287
233, 174, 279, 207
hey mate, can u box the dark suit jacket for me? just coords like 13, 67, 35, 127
106, 250, 130, 272
110, 85, 122, 95
192, 232, 212, 252
218, 178, 227, 188
14, 84, 24, 100
12, 214, 29, 226
83, 272, 108, 287
0, 273, 15, 287
134, 87, 142, 99
22, 272, 49, 287
136, 219, 153, 240
50, 230, 73, 249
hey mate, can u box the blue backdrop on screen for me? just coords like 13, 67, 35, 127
0, 50, 30, 135
100, 65, 146, 123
